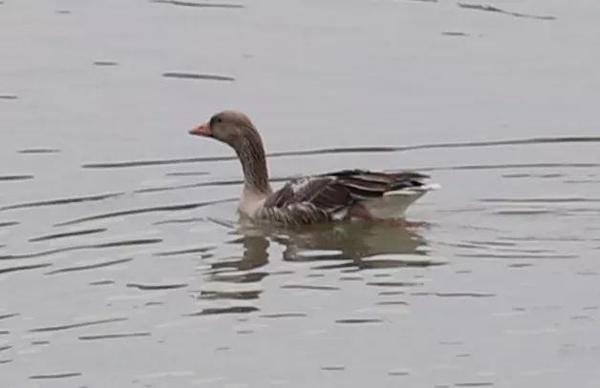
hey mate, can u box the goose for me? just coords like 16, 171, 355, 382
189, 111, 437, 225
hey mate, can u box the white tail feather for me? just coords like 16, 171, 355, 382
363, 183, 440, 219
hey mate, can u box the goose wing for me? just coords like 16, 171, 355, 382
260, 176, 351, 224
259, 169, 429, 224
319, 169, 430, 198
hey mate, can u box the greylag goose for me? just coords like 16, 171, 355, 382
189, 111, 437, 225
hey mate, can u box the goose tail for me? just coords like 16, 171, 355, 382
362, 183, 440, 219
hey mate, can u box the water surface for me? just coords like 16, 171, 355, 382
1, 0, 599, 387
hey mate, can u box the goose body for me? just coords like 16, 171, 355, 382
190, 111, 437, 226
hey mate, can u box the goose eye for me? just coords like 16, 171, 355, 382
210, 116, 222, 126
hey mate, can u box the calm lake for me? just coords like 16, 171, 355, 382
1, 0, 599, 387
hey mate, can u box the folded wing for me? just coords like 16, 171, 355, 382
258, 169, 430, 225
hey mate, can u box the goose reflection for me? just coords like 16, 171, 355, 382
210, 220, 432, 274
273, 221, 428, 271
197, 221, 438, 306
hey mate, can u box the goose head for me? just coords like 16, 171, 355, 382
189, 110, 271, 194
189, 110, 259, 150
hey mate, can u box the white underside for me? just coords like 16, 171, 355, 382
361, 183, 440, 219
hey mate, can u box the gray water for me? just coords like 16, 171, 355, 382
1, 0, 600, 387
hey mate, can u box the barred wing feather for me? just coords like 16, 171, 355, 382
258, 169, 431, 224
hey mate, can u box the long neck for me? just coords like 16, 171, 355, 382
235, 128, 271, 195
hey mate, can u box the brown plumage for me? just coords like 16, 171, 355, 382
189, 111, 437, 225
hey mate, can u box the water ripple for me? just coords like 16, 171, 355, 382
29, 227, 107, 242
29, 372, 82, 380
435, 292, 495, 298
281, 284, 340, 291
163, 72, 235, 81
45, 258, 132, 275
458, 2, 556, 20
335, 318, 382, 324
0, 175, 33, 181
55, 198, 235, 226
89, 280, 115, 286
154, 246, 215, 257
79, 332, 150, 341
18, 148, 60, 154
0, 192, 123, 212
134, 176, 290, 194
321, 366, 345, 371
166, 171, 209, 177
210, 272, 269, 283
151, 0, 244, 9
126, 283, 188, 290
29, 317, 128, 333
0, 239, 161, 260
422, 162, 600, 172
81, 136, 600, 169
481, 197, 600, 204
457, 253, 577, 260
186, 306, 258, 316
0, 313, 19, 321
366, 281, 423, 288
154, 217, 206, 225
195, 290, 262, 300
93, 61, 118, 66
260, 313, 307, 319
0, 263, 52, 274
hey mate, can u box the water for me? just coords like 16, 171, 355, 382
1, 0, 600, 387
